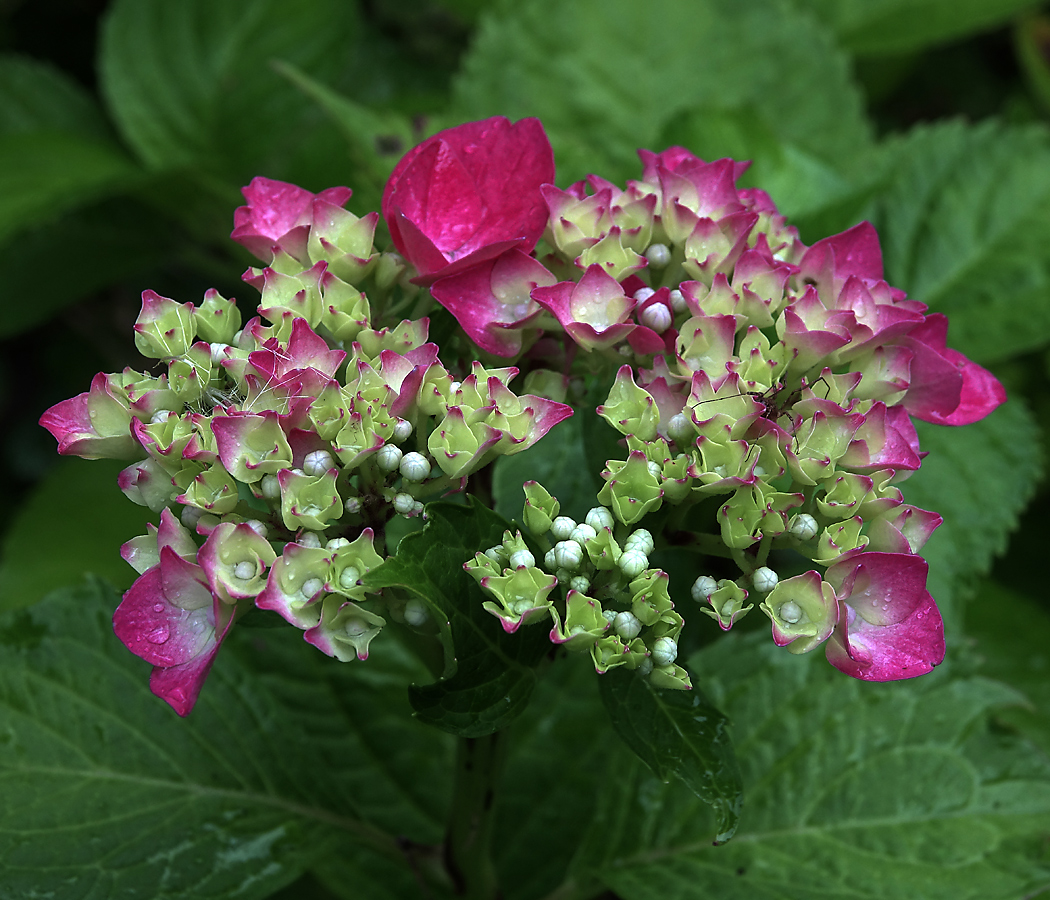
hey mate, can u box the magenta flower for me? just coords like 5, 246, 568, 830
823, 551, 945, 681
381, 117, 555, 282
231, 177, 353, 264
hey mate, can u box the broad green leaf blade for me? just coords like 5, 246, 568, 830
0, 579, 450, 899
454, 0, 870, 185
98, 0, 357, 179
868, 119, 1050, 364
598, 666, 742, 844
793, 0, 1041, 57
0, 132, 138, 245
362, 500, 551, 737
0, 55, 112, 140
574, 634, 1050, 899
0, 458, 154, 613
902, 400, 1042, 629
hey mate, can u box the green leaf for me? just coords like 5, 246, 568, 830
0, 54, 112, 140
868, 119, 1050, 365
454, 0, 870, 185
791, 0, 1042, 57
0, 132, 138, 245
0, 578, 451, 899
598, 666, 743, 844
574, 634, 1050, 899
0, 458, 155, 614
98, 0, 359, 179
362, 500, 551, 737
902, 400, 1042, 630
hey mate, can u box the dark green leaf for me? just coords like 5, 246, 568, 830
868, 119, 1050, 364
0, 578, 450, 898
902, 399, 1042, 630
573, 633, 1050, 899
599, 666, 742, 844
455, 0, 869, 185
362, 499, 551, 737
792, 0, 1042, 57
0, 54, 112, 140
0, 459, 154, 613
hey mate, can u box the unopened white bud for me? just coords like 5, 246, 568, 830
150, 409, 173, 425
392, 418, 413, 443
668, 413, 692, 443
753, 566, 778, 592
404, 599, 428, 627
393, 492, 416, 515
345, 497, 362, 514
669, 289, 686, 313
326, 537, 350, 551
633, 286, 656, 303
602, 608, 618, 623
570, 575, 591, 593
233, 560, 255, 580
339, 566, 361, 589
399, 452, 431, 482
585, 506, 615, 531
647, 460, 663, 479
550, 516, 576, 541
544, 548, 558, 570
779, 600, 803, 624
449, 380, 462, 394
554, 540, 584, 570
639, 303, 672, 334
260, 474, 281, 499
619, 548, 648, 578
651, 637, 678, 667
180, 505, 204, 529
298, 532, 322, 549
570, 523, 597, 546
301, 577, 324, 598
556, 567, 573, 584
376, 444, 403, 472
412, 500, 424, 516
624, 529, 655, 556
691, 575, 718, 603
509, 548, 536, 570
614, 610, 642, 640
209, 342, 230, 364
638, 656, 654, 676
244, 519, 267, 538
645, 243, 671, 268
789, 514, 819, 541
303, 449, 334, 475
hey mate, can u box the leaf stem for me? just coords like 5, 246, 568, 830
445, 732, 505, 899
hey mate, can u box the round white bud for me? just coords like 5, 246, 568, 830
233, 560, 256, 580
691, 575, 718, 603
298, 532, 322, 549
550, 516, 577, 541
789, 514, 819, 541
399, 452, 431, 482
570, 575, 591, 593
638, 656, 654, 676
585, 506, 615, 531
209, 342, 230, 364
326, 537, 351, 551
669, 288, 687, 313
260, 474, 281, 499
614, 611, 642, 640
509, 548, 536, 570
619, 548, 649, 578
544, 548, 558, 570
570, 523, 597, 546
404, 599, 428, 627
376, 444, 403, 472
556, 568, 572, 584
449, 380, 462, 394
645, 243, 671, 268
345, 497, 362, 514
639, 303, 672, 334
301, 577, 324, 599
647, 460, 663, 479
633, 286, 656, 303
339, 566, 361, 589
303, 449, 335, 476
553, 540, 584, 570
602, 608, 618, 623
651, 637, 678, 667
392, 418, 413, 443
412, 501, 424, 516
624, 529, 655, 556
779, 600, 803, 624
245, 519, 267, 538
753, 566, 778, 592
668, 413, 692, 444
181, 505, 204, 529
393, 492, 416, 515
150, 409, 173, 425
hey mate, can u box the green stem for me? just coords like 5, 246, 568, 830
445, 732, 505, 899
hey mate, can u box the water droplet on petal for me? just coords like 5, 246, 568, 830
153, 603, 164, 613
146, 625, 170, 644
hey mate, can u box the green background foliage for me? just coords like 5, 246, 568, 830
2, 0, 1050, 897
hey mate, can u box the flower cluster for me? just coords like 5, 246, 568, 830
41, 115, 1005, 714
